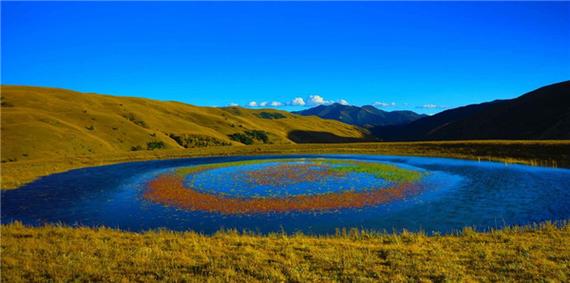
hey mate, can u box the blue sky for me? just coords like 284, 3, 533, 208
2, 2, 569, 114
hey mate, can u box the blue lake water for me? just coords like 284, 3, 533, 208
187, 161, 392, 198
2, 154, 570, 234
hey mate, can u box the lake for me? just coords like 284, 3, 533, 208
2, 155, 569, 234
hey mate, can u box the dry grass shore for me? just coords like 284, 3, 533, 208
1, 222, 569, 282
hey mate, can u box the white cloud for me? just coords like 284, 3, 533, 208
241, 95, 344, 108
373, 101, 396, 108
337, 99, 349, 105
290, 97, 306, 106
288, 95, 345, 107
307, 95, 325, 106
229, 102, 239, 107
418, 103, 447, 109
306, 95, 334, 106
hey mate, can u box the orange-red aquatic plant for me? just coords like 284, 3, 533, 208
144, 174, 422, 214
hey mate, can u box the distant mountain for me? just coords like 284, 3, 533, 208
372, 81, 570, 141
293, 103, 426, 127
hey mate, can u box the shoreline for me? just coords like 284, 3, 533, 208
2, 140, 570, 190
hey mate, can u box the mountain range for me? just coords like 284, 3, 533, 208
293, 104, 426, 127
1, 81, 567, 164
371, 81, 570, 140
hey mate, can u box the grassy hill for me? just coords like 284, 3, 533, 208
0, 86, 368, 162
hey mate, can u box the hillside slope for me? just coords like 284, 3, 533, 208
0, 86, 368, 162
372, 81, 570, 140
294, 103, 425, 127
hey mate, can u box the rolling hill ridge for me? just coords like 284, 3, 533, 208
372, 81, 570, 140
0, 86, 369, 162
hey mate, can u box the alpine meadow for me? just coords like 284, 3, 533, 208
2, 1, 569, 282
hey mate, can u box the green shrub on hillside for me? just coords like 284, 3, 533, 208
228, 130, 270, 145
169, 133, 231, 148
122, 112, 148, 128
245, 130, 269, 143
1, 97, 14, 107
257, 112, 286, 119
228, 133, 254, 145
146, 141, 165, 150
130, 145, 144, 151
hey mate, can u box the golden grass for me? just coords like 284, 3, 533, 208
1, 222, 569, 282
0, 85, 365, 161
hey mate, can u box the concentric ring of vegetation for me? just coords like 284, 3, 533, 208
144, 158, 425, 214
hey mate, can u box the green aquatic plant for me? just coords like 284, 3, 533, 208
322, 159, 424, 183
